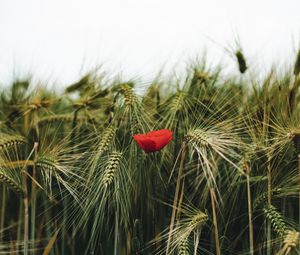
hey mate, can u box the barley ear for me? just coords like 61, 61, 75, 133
294, 49, 300, 76
0, 168, 23, 196
235, 50, 247, 74
0, 135, 26, 150
178, 237, 190, 255
263, 205, 288, 237
101, 151, 122, 187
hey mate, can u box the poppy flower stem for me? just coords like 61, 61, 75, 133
152, 156, 158, 253
166, 142, 186, 254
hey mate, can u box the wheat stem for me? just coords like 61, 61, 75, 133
17, 200, 23, 252
298, 154, 300, 251
267, 154, 272, 255
114, 181, 120, 255
210, 188, 220, 255
0, 186, 6, 244
245, 159, 254, 255
23, 143, 38, 255
30, 142, 38, 255
166, 142, 186, 254
23, 182, 29, 255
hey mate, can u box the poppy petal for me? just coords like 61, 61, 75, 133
147, 129, 172, 137
133, 135, 157, 153
133, 129, 173, 153
150, 135, 172, 151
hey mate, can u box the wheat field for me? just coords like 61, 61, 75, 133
1, 50, 300, 254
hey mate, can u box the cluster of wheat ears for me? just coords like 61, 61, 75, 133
1, 50, 300, 255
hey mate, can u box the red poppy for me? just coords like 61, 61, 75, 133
133, 129, 173, 153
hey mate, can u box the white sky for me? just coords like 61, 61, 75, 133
0, 0, 299, 86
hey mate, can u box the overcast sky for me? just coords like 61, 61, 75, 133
0, 0, 299, 86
